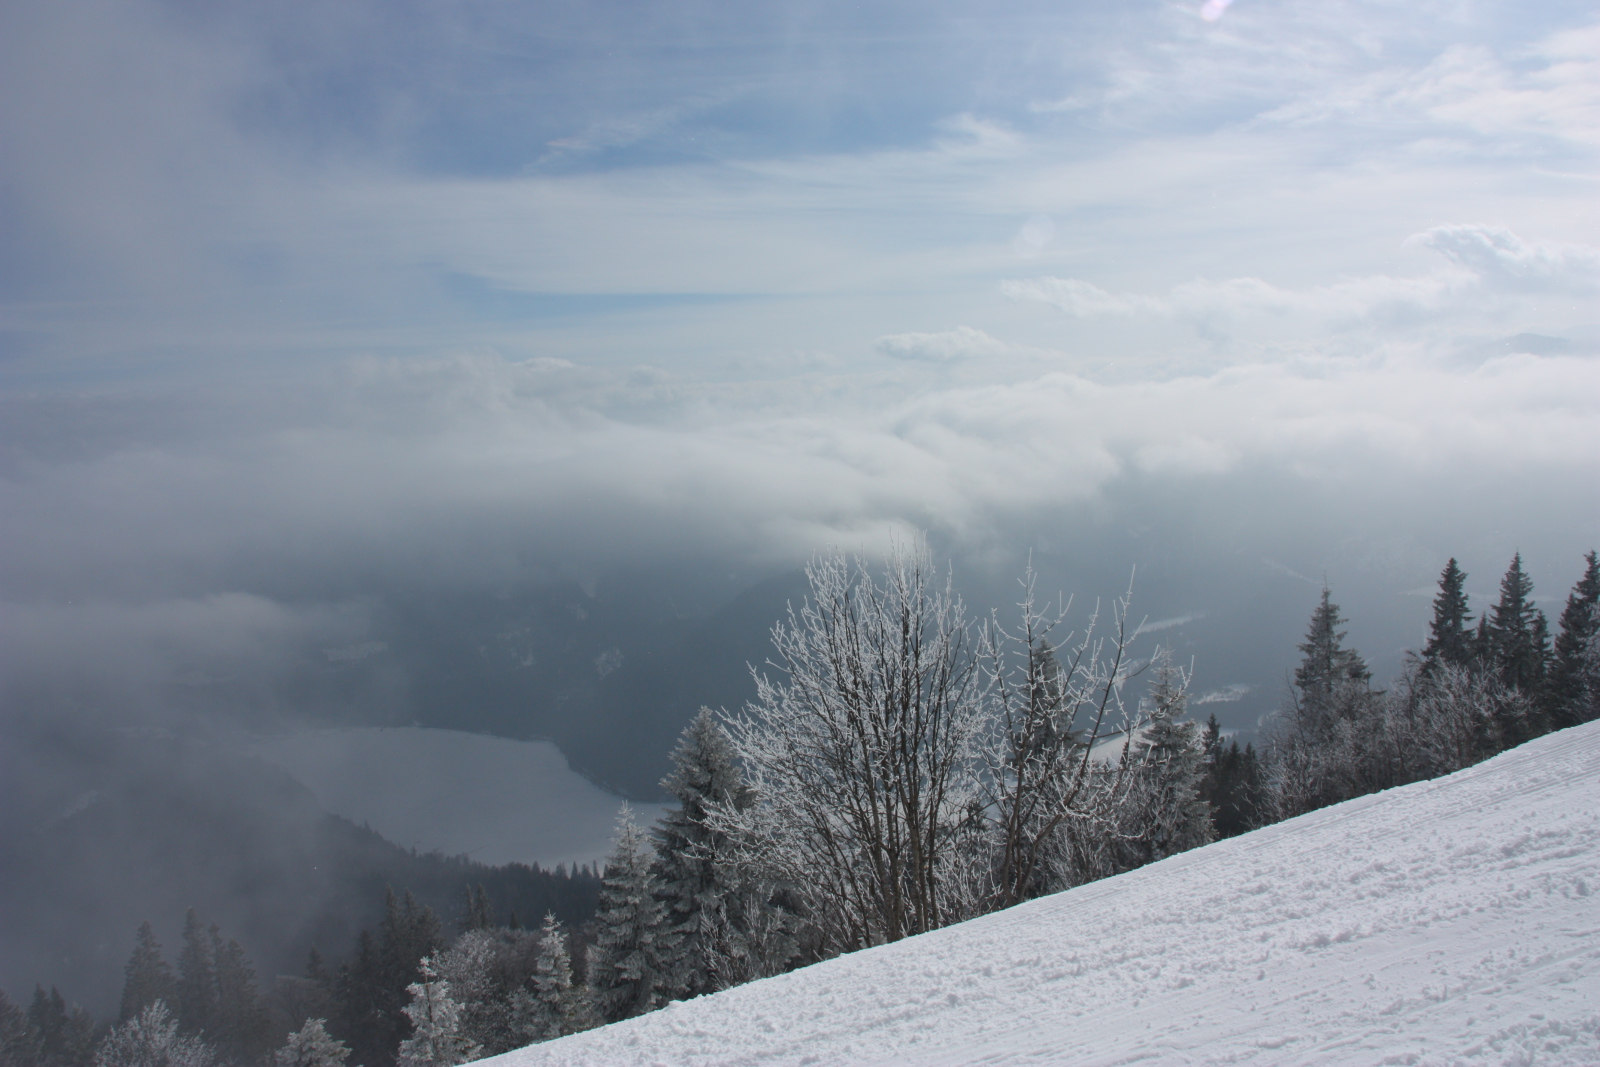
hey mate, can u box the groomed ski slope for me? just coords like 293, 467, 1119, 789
485, 722, 1600, 1066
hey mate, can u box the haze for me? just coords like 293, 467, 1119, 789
3, 0, 1598, 788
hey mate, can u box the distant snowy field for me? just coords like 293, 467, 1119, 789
247, 727, 666, 868
485, 721, 1600, 1066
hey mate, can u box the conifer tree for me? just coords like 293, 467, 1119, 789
273, 1019, 349, 1067
28, 986, 97, 1067
1293, 587, 1371, 719
395, 960, 479, 1067
431, 926, 546, 1056
212, 934, 271, 1064
1487, 553, 1547, 689
1421, 559, 1475, 674
1485, 553, 1550, 744
587, 807, 680, 1024
1128, 656, 1212, 862
1549, 550, 1600, 728
175, 910, 217, 1039
1, 989, 31, 1067
93, 1002, 214, 1067
120, 922, 178, 1023
1224, 742, 1265, 837
458, 885, 493, 934
331, 891, 444, 1067
532, 913, 586, 1040
651, 709, 791, 998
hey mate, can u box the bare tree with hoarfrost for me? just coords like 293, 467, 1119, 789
716, 543, 988, 953
976, 570, 1152, 907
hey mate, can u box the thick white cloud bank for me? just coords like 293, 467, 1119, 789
3, 0, 1599, 744
485, 722, 1600, 1066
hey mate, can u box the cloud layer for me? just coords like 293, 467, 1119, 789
3, 0, 1598, 746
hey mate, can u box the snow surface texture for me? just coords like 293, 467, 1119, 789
483, 722, 1600, 1066
248, 728, 666, 867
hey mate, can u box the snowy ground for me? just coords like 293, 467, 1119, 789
247, 727, 666, 868
483, 721, 1600, 1066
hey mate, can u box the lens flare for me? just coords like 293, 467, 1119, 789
1201, 0, 1234, 21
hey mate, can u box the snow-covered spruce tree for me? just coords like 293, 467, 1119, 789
651, 710, 795, 997
94, 1002, 215, 1067
273, 1019, 349, 1067
532, 913, 588, 1039
1267, 587, 1382, 818
975, 569, 1151, 905
1125, 654, 1212, 865
395, 959, 480, 1067
431, 924, 560, 1057
427, 929, 503, 1055
587, 807, 681, 1024
716, 543, 988, 954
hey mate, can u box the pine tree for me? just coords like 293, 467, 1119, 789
1548, 551, 1600, 728
1269, 588, 1378, 818
1, 989, 32, 1067
1227, 743, 1265, 836
27, 986, 96, 1067
458, 885, 493, 935
1129, 656, 1213, 863
273, 1019, 349, 1067
587, 807, 680, 1024
212, 934, 271, 1064
93, 1002, 213, 1067
175, 910, 217, 1039
1421, 559, 1475, 674
650, 709, 790, 999
120, 922, 178, 1023
1293, 587, 1371, 720
331, 891, 444, 1067
532, 913, 586, 1040
1485, 553, 1550, 744
395, 960, 479, 1067
1197, 716, 1263, 839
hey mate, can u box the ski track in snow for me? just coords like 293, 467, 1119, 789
482, 723, 1600, 1066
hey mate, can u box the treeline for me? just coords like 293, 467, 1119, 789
0, 865, 599, 1067
1260, 551, 1598, 820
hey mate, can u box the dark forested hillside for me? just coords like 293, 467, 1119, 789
0, 718, 600, 1018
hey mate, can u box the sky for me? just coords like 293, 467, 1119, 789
2, 0, 1598, 762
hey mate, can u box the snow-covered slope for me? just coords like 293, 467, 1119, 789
485, 722, 1600, 1066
